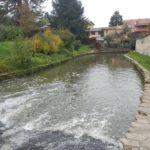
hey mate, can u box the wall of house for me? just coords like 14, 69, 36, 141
89, 31, 104, 42
89, 31, 100, 38
103, 28, 122, 37
136, 35, 150, 55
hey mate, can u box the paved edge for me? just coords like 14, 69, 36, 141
120, 54, 150, 150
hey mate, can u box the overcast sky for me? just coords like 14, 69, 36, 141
43, 0, 150, 27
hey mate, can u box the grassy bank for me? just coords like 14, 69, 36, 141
0, 41, 91, 75
128, 51, 150, 72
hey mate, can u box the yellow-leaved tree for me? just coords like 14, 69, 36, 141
32, 29, 63, 54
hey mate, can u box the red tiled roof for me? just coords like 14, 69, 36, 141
124, 18, 150, 25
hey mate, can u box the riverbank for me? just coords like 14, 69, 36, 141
0, 41, 91, 81
121, 52, 150, 150
128, 52, 150, 72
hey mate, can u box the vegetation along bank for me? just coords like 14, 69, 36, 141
0, 0, 92, 80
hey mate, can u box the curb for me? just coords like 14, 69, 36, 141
120, 55, 150, 150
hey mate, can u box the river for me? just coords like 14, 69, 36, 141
0, 54, 143, 150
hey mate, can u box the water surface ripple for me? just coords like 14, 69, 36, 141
0, 54, 143, 150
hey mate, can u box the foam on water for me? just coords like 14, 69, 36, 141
0, 54, 143, 150
21, 110, 117, 145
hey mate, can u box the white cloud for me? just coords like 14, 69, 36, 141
43, 0, 150, 27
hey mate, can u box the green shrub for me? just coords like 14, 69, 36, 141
0, 59, 12, 73
60, 48, 73, 57
0, 25, 23, 41
119, 38, 135, 50
12, 39, 32, 69
57, 29, 75, 49
74, 40, 81, 50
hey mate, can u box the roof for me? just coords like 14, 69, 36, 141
90, 28, 102, 31
89, 26, 122, 32
102, 26, 123, 30
124, 18, 150, 25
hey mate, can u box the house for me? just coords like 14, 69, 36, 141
124, 18, 150, 33
89, 28, 104, 42
136, 34, 150, 56
88, 26, 122, 42
88, 18, 150, 45
103, 26, 123, 37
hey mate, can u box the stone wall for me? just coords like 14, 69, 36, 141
136, 35, 150, 55
121, 55, 150, 150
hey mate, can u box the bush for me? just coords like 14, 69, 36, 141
0, 59, 12, 73
119, 38, 135, 50
74, 40, 81, 50
57, 29, 75, 49
12, 39, 32, 69
61, 48, 73, 57
32, 29, 63, 54
0, 25, 23, 41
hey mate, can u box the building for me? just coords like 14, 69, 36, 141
103, 26, 123, 37
124, 18, 150, 33
88, 18, 150, 43
88, 26, 123, 42
89, 28, 104, 42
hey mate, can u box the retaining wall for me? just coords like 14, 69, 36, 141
121, 55, 150, 150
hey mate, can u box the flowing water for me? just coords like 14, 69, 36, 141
0, 54, 143, 150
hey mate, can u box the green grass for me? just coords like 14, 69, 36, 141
0, 41, 91, 75
0, 42, 16, 73
0, 41, 15, 57
73, 45, 91, 57
128, 51, 150, 72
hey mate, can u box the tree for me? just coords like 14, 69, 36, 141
0, 0, 46, 25
122, 23, 130, 34
18, 4, 35, 33
47, 0, 89, 42
109, 11, 123, 27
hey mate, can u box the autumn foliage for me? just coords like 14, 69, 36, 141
32, 29, 63, 54
18, 4, 35, 33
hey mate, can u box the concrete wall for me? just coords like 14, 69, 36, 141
136, 35, 150, 56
